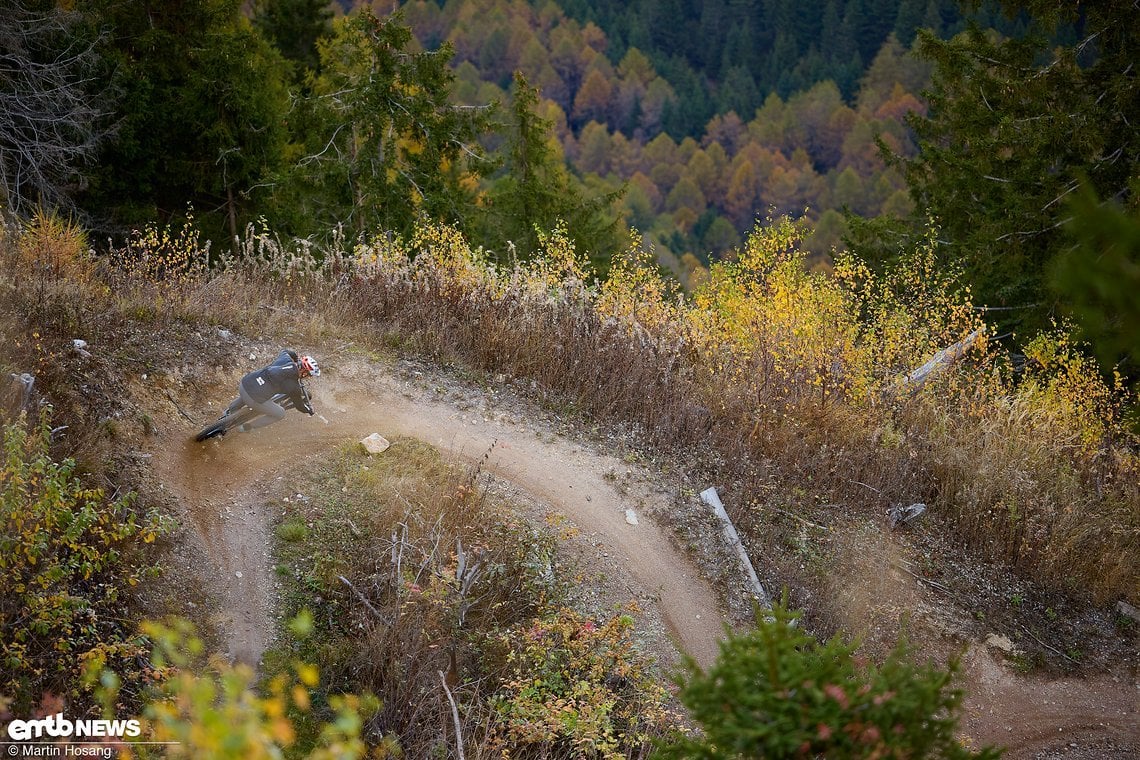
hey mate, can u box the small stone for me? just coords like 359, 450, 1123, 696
360, 432, 391, 455
71, 339, 92, 360
235, 571, 243, 579
624, 509, 639, 526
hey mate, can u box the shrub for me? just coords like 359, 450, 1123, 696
99, 617, 378, 760
266, 440, 674, 758
484, 606, 675, 759
658, 600, 1002, 760
0, 411, 165, 715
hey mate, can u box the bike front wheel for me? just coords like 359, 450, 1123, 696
195, 403, 257, 442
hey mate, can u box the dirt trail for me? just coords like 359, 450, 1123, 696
957, 644, 1139, 759
829, 518, 1138, 758
148, 354, 1138, 758
150, 358, 724, 669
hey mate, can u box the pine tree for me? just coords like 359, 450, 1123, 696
1054, 183, 1140, 378
81, 0, 291, 241
483, 72, 625, 273
275, 9, 495, 240
901, 1, 1139, 334
253, 0, 332, 73
657, 600, 1000, 759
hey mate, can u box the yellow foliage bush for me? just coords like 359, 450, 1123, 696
1, 412, 165, 715
98, 618, 378, 760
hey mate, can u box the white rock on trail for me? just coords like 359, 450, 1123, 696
360, 433, 391, 455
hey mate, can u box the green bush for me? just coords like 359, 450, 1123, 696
0, 411, 164, 714
658, 600, 1001, 760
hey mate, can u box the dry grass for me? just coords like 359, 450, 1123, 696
4, 212, 1137, 608
270, 439, 672, 758
335, 221, 1138, 604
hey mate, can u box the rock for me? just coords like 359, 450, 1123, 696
624, 509, 639, 526
984, 633, 1019, 655
71, 339, 91, 360
360, 433, 391, 455
1117, 600, 1140, 624
4, 372, 35, 413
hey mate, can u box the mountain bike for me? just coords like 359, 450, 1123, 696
194, 382, 311, 442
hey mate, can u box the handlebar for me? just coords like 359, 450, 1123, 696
296, 381, 314, 415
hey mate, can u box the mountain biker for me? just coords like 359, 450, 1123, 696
229, 349, 320, 432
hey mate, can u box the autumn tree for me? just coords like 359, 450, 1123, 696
576, 120, 613, 176
571, 67, 615, 127
725, 159, 759, 229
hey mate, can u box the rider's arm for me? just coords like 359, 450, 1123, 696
293, 385, 314, 415
264, 365, 313, 414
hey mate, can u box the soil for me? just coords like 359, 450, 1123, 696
141, 343, 1138, 758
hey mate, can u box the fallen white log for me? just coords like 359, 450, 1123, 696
902, 327, 985, 389
701, 486, 771, 608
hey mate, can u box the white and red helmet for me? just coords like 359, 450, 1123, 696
299, 355, 321, 377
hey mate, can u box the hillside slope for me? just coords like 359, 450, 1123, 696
138, 339, 1138, 759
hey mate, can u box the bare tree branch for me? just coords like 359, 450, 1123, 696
0, 0, 113, 216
